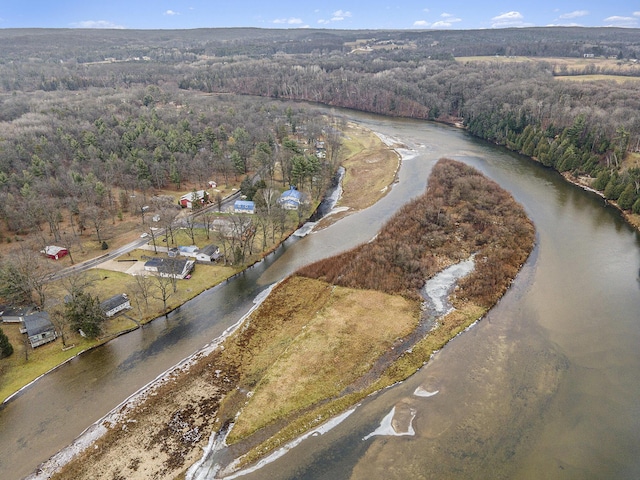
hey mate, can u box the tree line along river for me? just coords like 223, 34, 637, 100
1, 109, 640, 480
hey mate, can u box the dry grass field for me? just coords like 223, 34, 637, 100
456, 55, 640, 82
555, 74, 640, 83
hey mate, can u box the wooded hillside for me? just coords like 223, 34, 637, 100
1, 26, 639, 240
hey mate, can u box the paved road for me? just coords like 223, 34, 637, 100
50, 190, 243, 281
49, 236, 153, 280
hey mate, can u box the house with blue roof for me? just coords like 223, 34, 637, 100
234, 200, 255, 214
279, 186, 302, 210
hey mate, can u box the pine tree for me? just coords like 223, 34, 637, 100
65, 291, 106, 339
0, 328, 14, 359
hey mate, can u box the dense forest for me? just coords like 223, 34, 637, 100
1, 26, 640, 242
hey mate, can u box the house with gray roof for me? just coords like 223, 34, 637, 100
100, 293, 131, 318
23, 311, 57, 348
144, 257, 195, 279
196, 244, 221, 262
1, 306, 36, 324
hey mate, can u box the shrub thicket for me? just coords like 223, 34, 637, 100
297, 158, 535, 307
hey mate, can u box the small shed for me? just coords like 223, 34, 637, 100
196, 244, 221, 262
279, 186, 303, 210
100, 293, 131, 318
41, 246, 69, 260
234, 200, 255, 214
1, 306, 36, 323
23, 311, 57, 348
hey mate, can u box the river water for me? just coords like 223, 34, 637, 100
1, 111, 639, 479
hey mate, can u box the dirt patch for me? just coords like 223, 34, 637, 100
94, 258, 147, 275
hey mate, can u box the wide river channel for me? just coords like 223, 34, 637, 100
1, 110, 640, 480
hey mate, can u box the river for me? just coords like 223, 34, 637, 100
1, 111, 640, 480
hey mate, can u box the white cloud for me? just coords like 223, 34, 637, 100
71, 20, 125, 29
559, 10, 589, 19
423, 8, 430, 13
633, 12, 640, 17
492, 11, 523, 21
603, 15, 638, 27
318, 9, 352, 24
331, 10, 352, 21
273, 17, 304, 25
164, 10, 180, 16
428, 12, 461, 28
491, 11, 529, 28
413, 20, 430, 27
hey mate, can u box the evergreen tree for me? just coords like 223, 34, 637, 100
604, 174, 624, 201
592, 170, 611, 191
64, 291, 106, 339
0, 327, 13, 359
617, 184, 636, 210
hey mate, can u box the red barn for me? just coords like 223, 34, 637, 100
179, 190, 208, 209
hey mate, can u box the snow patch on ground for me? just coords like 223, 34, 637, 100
413, 387, 439, 397
363, 406, 417, 440
422, 256, 475, 317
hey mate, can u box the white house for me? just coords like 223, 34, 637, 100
144, 258, 195, 279
177, 245, 199, 257
196, 244, 221, 262
100, 293, 131, 318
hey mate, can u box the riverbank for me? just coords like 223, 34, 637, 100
19, 120, 399, 479
0, 116, 400, 407
44, 155, 534, 480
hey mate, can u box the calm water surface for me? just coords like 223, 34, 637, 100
228, 114, 640, 480
1, 111, 639, 480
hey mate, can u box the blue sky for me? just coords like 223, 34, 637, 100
1, 1, 639, 30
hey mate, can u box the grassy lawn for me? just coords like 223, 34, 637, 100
0, 259, 239, 403
0, 197, 301, 404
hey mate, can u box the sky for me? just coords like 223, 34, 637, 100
0, 1, 639, 30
